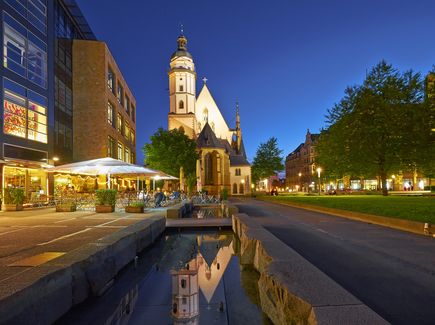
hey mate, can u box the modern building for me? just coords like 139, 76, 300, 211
0, 0, 136, 200
285, 129, 319, 192
72, 40, 136, 164
167, 33, 251, 195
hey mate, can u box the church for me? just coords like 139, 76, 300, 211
167, 33, 251, 195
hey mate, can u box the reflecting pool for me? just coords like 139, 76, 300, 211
58, 231, 271, 325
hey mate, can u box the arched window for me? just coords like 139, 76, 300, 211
178, 126, 185, 133
233, 183, 238, 194
211, 122, 215, 132
239, 183, 244, 194
204, 153, 213, 185
203, 108, 208, 123
179, 100, 184, 109
181, 279, 186, 288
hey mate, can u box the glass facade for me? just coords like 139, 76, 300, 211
3, 78, 47, 142
3, 12, 47, 88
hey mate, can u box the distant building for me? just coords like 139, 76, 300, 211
285, 129, 319, 192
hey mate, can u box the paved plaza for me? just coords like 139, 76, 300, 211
0, 208, 164, 287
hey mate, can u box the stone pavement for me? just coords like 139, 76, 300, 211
0, 207, 165, 289
233, 198, 435, 325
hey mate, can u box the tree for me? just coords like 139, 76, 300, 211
251, 137, 284, 184
143, 128, 199, 191
317, 61, 430, 195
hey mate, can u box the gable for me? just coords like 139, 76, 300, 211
195, 84, 233, 142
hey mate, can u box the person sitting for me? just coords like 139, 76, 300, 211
154, 191, 164, 207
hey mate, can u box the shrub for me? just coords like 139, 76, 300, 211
95, 189, 117, 206
3, 188, 25, 204
129, 201, 144, 208
220, 188, 228, 200
424, 185, 435, 192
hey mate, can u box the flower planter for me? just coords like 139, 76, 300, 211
2, 204, 23, 211
95, 205, 115, 213
125, 206, 144, 213
56, 204, 77, 212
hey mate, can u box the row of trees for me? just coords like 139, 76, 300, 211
316, 61, 434, 195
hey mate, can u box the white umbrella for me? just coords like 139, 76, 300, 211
48, 157, 160, 176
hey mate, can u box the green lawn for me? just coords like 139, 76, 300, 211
259, 194, 435, 223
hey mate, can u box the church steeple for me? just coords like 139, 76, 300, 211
235, 102, 242, 153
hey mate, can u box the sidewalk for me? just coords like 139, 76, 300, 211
0, 207, 166, 324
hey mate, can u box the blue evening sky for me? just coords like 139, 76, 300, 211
76, 0, 435, 164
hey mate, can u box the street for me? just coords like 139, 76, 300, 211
234, 198, 435, 325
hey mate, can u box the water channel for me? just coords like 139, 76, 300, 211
57, 229, 271, 325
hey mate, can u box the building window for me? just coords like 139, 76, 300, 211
204, 153, 213, 185
125, 95, 130, 115
124, 147, 130, 163
179, 100, 184, 109
117, 142, 123, 161
117, 113, 122, 133
107, 136, 115, 158
3, 78, 47, 143
181, 279, 186, 289
107, 102, 114, 126
131, 152, 135, 164
5, 0, 47, 34
131, 105, 135, 122
117, 83, 123, 105
124, 122, 130, 140
107, 66, 115, 93
233, 183, 238, 194
179, 85, 184, 92
3, 13, 47, 88
203, 108, 208, 122
239, 183, 245, 194
131, 130, 135, 144
235, 168, 241, 176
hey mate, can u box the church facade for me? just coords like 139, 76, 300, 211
167, 34, 251, 195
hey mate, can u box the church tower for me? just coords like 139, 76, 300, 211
168, 33, 197, 139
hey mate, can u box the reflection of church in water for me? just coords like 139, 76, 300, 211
170, 234, 234, 324
167, 33, 251, 195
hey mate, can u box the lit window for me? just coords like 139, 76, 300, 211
117, 113, 122, 133
117, 83, 123, 105
107, 102, 114, 126
179, 100, 184, 109
107, 67, 115, 93
117, 142, 123, 161
124, 122, 130, 140
124, 147, 130, 163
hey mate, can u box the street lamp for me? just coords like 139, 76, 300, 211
298, 172, 302, 192
241, 179, 245, 194
391, 175, 395, 191
316, 167, 322, 195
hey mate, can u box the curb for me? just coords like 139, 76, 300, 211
257, 197, 433, 237
232, 213, 388, 325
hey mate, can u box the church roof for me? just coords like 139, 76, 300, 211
197, 122, 226, 149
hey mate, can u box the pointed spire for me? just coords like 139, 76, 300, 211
235, 102, 242, 153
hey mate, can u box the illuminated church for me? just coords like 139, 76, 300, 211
167, 33, 251, 195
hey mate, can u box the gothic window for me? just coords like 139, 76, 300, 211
203, 108, 208, 123
204, 153, 213, 185
239, 183, 245, 194
235, 168, 241, 176
179, 100, 184, 109
233, 183, 238, 194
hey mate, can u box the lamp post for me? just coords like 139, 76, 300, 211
241, 179, 245, 194
316, 167, 321, 195
391, 175, 395, 191
298, 172, 302, 192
